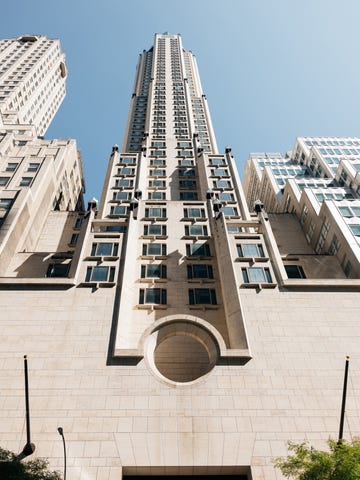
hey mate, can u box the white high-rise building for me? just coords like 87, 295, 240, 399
1, 33, 360, 480
0, 34, 67, 136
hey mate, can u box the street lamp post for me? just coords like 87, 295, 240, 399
57, 427, 66, 480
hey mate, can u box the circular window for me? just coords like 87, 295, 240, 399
145, 321, 219, 384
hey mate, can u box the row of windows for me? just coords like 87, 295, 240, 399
0, 176, 34, 187
138, 288, 217, 305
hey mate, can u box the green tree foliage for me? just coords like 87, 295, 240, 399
0, 447, 61, 480
274, 438, 360, 480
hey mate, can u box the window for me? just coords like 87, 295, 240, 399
150, 150, 166, 156
141, 264, 167, 278
139, 288, 167, 304
349, 225, 360, 236
212, 168, 228, 177
27, 163, 40, 172
242, 267, 272, 283
150, 159, 166, 166
189, 288, 217, 305
222, 206, 238, 216
214, 180, 231, 189
46, 263, 70, 278
352, 207, 360, 217
144, 207, 166, 218
184, 208, 206, 219
187, 264, 213, 279
119, 157, 136, 165
179, 180, 196, 189
0, 177, 10, 186
285, 265, 306, 279
148, 191, 166, 200
209, 157, 225, 166
180, 192, 198, 200
116, 191, 131, 200
339, 207, 352, 217
85, 266, 115, 282
6, 163, 18, 172
237, 244, 265, 258
329, 235, 340, 255
70, 233, 79, 245
149, 179, 166, 188
178, 141, 192, 148
0, 198, 13, 210
118, 167, 135, 176
186, 243, 210, 256
150, 169, 166, 177
142, 243, 167, 256
218, 192, 234, 202
306, 220, 315, 243
110, 205, 128, 215
144, 224, 167, 236
74, 217, 83, 229
185, 225, 208, 236
91, 243, 118, 257
300, 205, 308, 226
178, 159, 194, 166
115, 179, 133, 188
179, 169, 195, 177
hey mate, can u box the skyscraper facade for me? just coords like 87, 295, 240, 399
1, 33, 360, 480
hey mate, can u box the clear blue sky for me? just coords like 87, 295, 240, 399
2, 0, 360, 202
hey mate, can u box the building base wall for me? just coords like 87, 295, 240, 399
0, 287, 359, 480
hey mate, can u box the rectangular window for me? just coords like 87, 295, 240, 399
189, 288, 217, 305
118, 167, 135, 175
185, 225, 208, 236
115, 179, 133, 188
46, 263, 70, 278
142, 243, 167, 256
91, 242, 118, 257
178, 159, 194, 166
179, 180, 197, 189
339, 207, 352, 217
150, 169, 166, 177
110, 205, 128, 215
242, 267, 272, 283
144, 224, 167, 236
214, 180, 232, 189
150, 150, 166, 156
70, 233, 79, 245
139, 288, 167, 304
300, 205, 308, 226
178, 168, 196, 177
116, 191, 131, 200
237, 244, 265, 258
148, 191, 166, 200
144, 207, 166, 218
209, 158, 225, 166
222, 206, 238, 216
0, 198, 13, 210
119, 157, 136, 165
74, 217, 83, 229
180, 192, 198, 200
150, 159, 166, 166
184, 208, 206, 219
285, 265, 306, 279
187, 264, 213, 279
186, 243, 210, 256
6, 163, 18, 172
149, 180, 166, 188
140, 264, 167, 278
212, 168, 229, 177
85, 266, 115, 282
349, 225, 360, 236
19, 177, 33, 187
27, 163, 40, 172
218, 192, 234, 202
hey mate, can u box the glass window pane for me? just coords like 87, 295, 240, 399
248, 268, 266, 283
92, 266, 109, 282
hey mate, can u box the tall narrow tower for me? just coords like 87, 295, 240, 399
86, 33, 263, 379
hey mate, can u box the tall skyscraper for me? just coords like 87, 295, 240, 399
0, 35, 67, 135
1, 33, 360, 480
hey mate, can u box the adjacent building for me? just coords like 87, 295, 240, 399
1, 33, 360, 480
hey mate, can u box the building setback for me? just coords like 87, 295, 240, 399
0, 33, 360, 480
